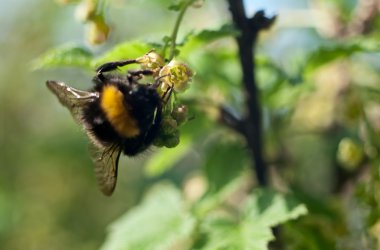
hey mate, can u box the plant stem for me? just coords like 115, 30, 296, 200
168, 1, 192, 60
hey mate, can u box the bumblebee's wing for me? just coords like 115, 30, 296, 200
89, 144, 122, 196
47, 80, 120, 195
46, 80, 99, 123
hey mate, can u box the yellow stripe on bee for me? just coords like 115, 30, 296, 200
100, 85, 140, 138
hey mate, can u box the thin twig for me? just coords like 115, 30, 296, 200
218, 106, 245, 135
167, 1, 193, 60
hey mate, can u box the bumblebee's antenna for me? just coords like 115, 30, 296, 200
127, 69, 154, 80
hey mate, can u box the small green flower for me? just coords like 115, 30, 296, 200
136, 51, 165, 72
159, 60, 194, 93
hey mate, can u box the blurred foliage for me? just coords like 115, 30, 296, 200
101, 182, 306, 250
3, 0, 380, 249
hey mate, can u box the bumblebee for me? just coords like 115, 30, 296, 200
47, 59, 168, 196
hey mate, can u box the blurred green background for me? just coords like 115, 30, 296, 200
0, 1, 228, 249
2, 0, 380, 249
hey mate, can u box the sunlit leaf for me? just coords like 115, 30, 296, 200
201, 217, 273, 250
200, 189, 307, 250
194, 175, 246, 218
181, 24, 239, 57
32, 44, 93, 70
306, 40, 380, 72
101, 183, 196, 250
244, 189, 308, 227
92, 41, 152, 68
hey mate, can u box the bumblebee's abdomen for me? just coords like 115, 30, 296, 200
100, 85, 140, 138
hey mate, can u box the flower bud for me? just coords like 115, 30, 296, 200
171, 104, 188, 125
75, 0, 97, 22
87, 17, 110, 45
56, 0, 80, 5
160, 117, 178, 135
191, 0, 204, 8
337, 138, 364, 171
152, 135, 165, 147
163, 130, 180, 148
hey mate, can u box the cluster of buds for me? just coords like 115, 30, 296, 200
136, 51, 193, 148
153, 105, 189, 148
86, 16, 110, 45
76, 0, 110, 45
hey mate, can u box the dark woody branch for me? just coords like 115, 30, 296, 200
226, 0, 276, 186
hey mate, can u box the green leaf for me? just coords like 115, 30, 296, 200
203, 138, 248, 192
144, 136, 192, 177
32, 44, 93, 70
261, 80, 313, 109
243, 189, 308, 228
101, 183, 196, 250
181, 24, 239, 57
200, 189, 308, 250
195, 24, 239, 42
194, 176, 246, 218
306, 40, 380, 71
201, 218, 273, 250
358, 85, 380, 96
93, 41, 152, 68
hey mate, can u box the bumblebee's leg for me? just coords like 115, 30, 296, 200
161, 89, 172, 104
128, 69, 154, 77
127, 69, 154, 81
150, 74, 173, 104
96, 59, 137, 80
161, 84, 173, 104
